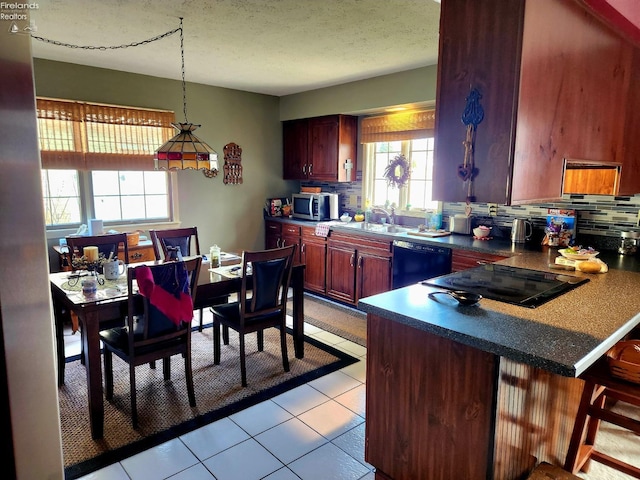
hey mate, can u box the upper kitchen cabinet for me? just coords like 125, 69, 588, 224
283, 114, 357, 182
433, 0, 640, 205
433, 0, 524, 205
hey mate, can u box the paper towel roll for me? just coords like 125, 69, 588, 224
89, 219, 103, 236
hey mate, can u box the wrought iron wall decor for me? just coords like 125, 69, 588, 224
223, 142, 243, 185
460, 88, 484, 203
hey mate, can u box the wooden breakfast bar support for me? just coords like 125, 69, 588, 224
359, 259, 640, 480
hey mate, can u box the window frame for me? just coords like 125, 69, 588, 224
37, 97, 179, 233
362, 137, 439, 218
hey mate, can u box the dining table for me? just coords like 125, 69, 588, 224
50, 256, 305, 439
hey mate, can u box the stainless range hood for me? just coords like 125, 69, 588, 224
562, 158, 622, 195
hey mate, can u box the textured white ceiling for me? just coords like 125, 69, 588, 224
27, 0, 441, 96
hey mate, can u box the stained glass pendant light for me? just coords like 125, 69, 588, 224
155, 18, 218, 177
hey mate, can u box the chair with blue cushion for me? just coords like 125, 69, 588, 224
99, 256, 202, 428
210, 245, 296, 387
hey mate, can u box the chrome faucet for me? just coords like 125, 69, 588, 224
371, 206, 395, 225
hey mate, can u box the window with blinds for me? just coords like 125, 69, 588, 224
361, 109, 438, 213
37, 98, 177, 228
36, 98, 175, 170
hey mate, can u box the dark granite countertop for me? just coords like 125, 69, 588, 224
359, 251, 640, 378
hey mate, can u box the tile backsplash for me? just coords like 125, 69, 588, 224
302, 178, 640, 252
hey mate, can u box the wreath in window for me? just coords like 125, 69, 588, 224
383, 153, 411, 189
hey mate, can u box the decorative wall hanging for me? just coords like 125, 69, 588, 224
223, 142, 243, 185
460, 88, 484, 203
383, 153, 411, 189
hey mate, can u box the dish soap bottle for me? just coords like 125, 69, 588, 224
364, 199, 372, 224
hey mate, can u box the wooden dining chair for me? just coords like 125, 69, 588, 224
210, 245, 296, 387
149, 227, 200, 261
99, 256, 202, 428
149, 227, 212, 331
66, 233, 129, 266
65, 233, 130, 362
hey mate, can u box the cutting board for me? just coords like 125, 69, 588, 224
407, 230, 452, 238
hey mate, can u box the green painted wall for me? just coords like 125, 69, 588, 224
34, 59, 437, 256
279, 66, 438, 120
34, 58, 295, 254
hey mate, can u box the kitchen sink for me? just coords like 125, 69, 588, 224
339, 222, 416, 235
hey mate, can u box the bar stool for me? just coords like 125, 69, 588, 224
564, 341, 640, 479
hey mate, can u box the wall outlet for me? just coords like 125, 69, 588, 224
488, 203, 498, 216
349, 195, 358, 207
637, 209, 640, 227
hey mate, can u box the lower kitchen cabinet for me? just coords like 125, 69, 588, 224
265, 220, 302, 262
301, 226, 327, 294
327, 231, 392, 306
451, 249, 508, 272
265, 220, 282, 250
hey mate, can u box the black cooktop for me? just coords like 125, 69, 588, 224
423, 264, 590, 308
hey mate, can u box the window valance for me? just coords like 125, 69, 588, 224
360, 109, 435, 143
37, 98, 175, 170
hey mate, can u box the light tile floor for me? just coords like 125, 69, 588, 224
64, 308, 374, 480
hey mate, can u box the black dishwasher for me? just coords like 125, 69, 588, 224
392, 239, 452, 289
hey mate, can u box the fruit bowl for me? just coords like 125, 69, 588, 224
473, 226, 491, 238
340, 214, 352, 223
559, 248, 599, 261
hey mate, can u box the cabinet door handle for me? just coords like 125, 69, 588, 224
357, 256, 363, 268
302, 164, 307, 175
276, 238, 281, 248
476, 260, 489, 265
131, 252, 143, 260
301, 243, 306, 254
308, 163, 312, 176
350, 253, 355, 267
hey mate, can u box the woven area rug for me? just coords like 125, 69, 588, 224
289, 294, 367, 346
60, 324, 358, 479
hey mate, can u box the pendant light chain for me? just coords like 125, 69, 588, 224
29, 16, 218, 176
179, 17, 188, 124
31, 25, 180, 50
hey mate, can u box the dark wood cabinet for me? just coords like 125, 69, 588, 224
433, 0, 524, 205
265, 220, 282, 250
366, 314, 497, 479
283, 115, 357, 182
433, 0, 640, 205
356, 251, 392, 301
282, 119, 308, 180
266, 220, 325, 293
301, 226, 327, 294
327, 231, 392, 306
265, 220, 301, 261
451, 250, 508, 273
326, 241, 356, 303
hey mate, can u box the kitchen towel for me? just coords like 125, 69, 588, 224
315, 221, 342, 237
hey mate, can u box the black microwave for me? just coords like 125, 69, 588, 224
291, 193, 330, 221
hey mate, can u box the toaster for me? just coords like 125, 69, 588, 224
449, 215, 471, 234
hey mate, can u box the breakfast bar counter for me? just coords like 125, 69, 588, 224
358, 252, 640, 480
